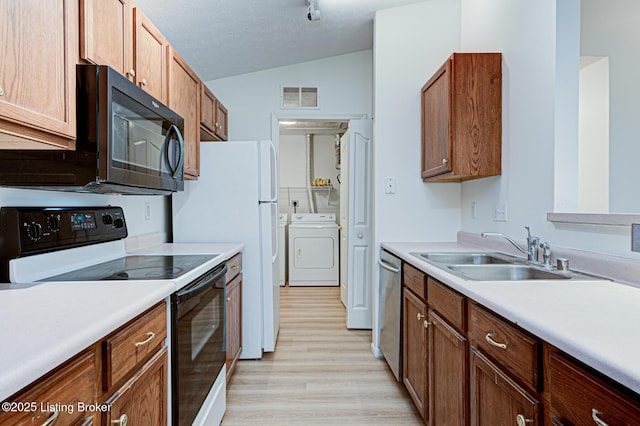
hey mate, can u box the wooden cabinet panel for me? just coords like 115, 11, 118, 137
421, 53, 502, 182
105, 347, 168, 426
103, 302, 166, 391
0, 0, 76, 148
427, 277, 466, 331
80, 0, 132, 77
226, 252, 242, 283
403, 287, 428, 419
133, 7, 168, 103
0, 349, 97, 425
470, 347, 540, 426
548, 350, 640, 426
428, 309, 467, 426
169, 47, 200, 179
226, 273, 242, 382
469, 302, 539, 391
214, 100, 228, 140
404, 263, 426, 301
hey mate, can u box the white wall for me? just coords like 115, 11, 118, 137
0, 188, 169, 240
204, 51, 373, 142
458, 0, 637, 257
373, 0, 462, 351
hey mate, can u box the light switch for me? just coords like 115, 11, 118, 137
384, 177, 396, 194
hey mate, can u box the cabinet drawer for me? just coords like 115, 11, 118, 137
0, 349, 97, 425
104, 302, 166, 390
226, 253, 242, 283
403, 263, 426, 300
427, 277, 466, 331
548, 350, 640, 425
469, 303, 539, 390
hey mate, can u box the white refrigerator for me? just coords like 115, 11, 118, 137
172, 140, 280, 359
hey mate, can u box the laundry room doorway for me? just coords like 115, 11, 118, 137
272, 114, 373, 330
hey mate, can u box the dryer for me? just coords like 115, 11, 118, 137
278, 213, 288, 286
288, 213, 339, 286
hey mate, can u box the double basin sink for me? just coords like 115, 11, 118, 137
411, 252, 601, 282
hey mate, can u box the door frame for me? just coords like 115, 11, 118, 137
270, 112, 372, 327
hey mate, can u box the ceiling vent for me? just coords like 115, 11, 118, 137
281, 86, 319, 109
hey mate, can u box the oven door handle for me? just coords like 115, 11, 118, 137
175, 263, 227, 302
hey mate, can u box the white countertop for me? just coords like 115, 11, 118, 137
382, 241, 640, 396
0, 242, 243, 402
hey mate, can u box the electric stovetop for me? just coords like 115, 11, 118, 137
39, 254, 218, 281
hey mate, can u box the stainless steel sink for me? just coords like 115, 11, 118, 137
447, 264, 570, 281
413, 252, 514, 265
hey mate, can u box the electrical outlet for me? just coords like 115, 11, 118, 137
632, 224, 640, 252
145, 202, 151, 221
493, 202, 508, 222
471, 201, 477, 219
384, 177, 396, 194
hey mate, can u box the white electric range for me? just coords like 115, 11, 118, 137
0, 206, 237, 426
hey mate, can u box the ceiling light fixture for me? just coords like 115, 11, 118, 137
307, 0, 320, 21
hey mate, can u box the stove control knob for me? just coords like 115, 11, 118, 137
48, 214, 61, 232
25, 221, 43, 242
113, 218, 125, 228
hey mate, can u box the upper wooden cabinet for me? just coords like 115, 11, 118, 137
169, 47, 200, 179
201, 84, 228, 141
0, 0, 77, 149
80, 0, 133, 77
421, 53, 502, 182
80, 2, 168, 103
132, 7, 168, 103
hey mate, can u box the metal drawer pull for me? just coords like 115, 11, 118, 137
442, 158, 448, 165
485, 332, 507, 349
134, 331, 156, 348
423, 320, 433, 329
42, 410, 59, 426
417, 313, 425, 320
112, 414, 128, 426
516, 414, 534, 426
231, 265, 240, 270
591, 409, 609, 426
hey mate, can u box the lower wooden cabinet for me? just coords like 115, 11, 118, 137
226, 272, 242, 382
547, 349, 640, 426
428, 309, 467, 426
470, 347, 540, 426
104, 347, 168, 426
403, 287, 428, 419
0, 349, 97, 425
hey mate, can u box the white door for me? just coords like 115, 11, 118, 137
339, 131, 350, 307
346, 119, 373, 329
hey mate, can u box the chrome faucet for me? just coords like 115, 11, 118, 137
481, 226, 543, 263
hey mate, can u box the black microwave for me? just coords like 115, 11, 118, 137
0, 65, 184, 195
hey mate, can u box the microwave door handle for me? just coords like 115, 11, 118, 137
164, 125, 184, 178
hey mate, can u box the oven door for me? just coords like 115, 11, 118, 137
171, 263, 227, 426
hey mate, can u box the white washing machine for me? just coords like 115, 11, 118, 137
288, 213, 339, 286
278, 213, 288, 286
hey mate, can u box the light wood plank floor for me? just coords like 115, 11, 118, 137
222, 286, 424, 425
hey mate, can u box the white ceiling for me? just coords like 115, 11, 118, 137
133, 0, 425, 81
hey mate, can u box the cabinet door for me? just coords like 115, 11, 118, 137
168, 47, 200, 179
200, 84, 217, 138
470, 347, 540, 426
226, 273, 242, 382
105, 347, 168, 426
429, 309, 467, 426
402, 288, 428, 419
215, 99, 228, 140
0, 349, 97, 425
0, 0, 76, 148
421, 59, 451, 179
133, 7, 168, 103
80, 0, 132, 78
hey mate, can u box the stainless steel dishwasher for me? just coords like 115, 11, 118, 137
378, 249, 402, 381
